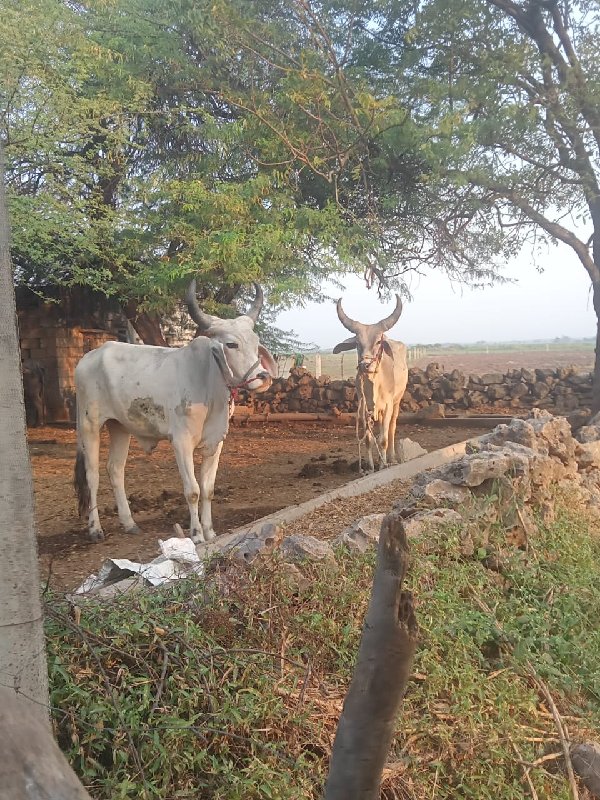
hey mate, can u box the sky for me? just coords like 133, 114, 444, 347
274, 244, 597, 348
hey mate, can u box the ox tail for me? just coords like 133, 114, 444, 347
73, 403, 90, 518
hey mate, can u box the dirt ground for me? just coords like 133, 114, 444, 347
409, 348, 594, 373
30, 420, 488, 591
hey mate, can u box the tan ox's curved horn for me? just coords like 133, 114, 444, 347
185, 279, 213, 332
373, 294, 403, 334
336, 298, 360, 334
246, 283, 263, 323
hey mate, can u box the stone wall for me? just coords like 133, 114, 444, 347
239, 362, 592, 415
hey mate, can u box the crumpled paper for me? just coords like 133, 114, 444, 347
75, 536, 204, 595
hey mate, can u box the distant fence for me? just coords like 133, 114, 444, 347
275, 348, 428, 380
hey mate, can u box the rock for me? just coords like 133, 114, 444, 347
335, 513, 386, 553
197, 523, 283, 564
539, 499, 555, 525
425, 362, 442, 379
280, 534, 336, 564
410, 478, 472, 508
397, 438, 427, 461
440, 451, 530, 487
280, 563, 310, 592
403, 508, 462, 539
480, 372, 504, 385
576, 424, 600, 443
532, 381, 551, 399
571, 742, 600, 797
576, 440, 600, 470
527, 410, 577, 465
416, 402, 445, 419
474, 418, 537, 452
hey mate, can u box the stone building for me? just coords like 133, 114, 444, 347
17, 286, 132, 422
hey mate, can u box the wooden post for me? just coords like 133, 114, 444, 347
323, 513, 418, 800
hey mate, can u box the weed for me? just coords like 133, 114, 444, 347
47, 497, 600, 798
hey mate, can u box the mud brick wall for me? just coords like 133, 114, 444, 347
238, 363, 592, 415
18, 288, 127, 422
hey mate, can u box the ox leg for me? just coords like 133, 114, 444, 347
371, 414, 390, 471
364, 431, 375, 473
78, 422, 104, 542
106, 420, 138, 534
172, 437, 203, 543
199, 442, 223, 542
387, 402, 401, 465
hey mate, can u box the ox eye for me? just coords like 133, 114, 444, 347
225, 342, 239, 349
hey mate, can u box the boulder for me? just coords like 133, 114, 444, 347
197, 523, 283, 564
575, 440, 600, 470
480, 372, 504, 385
440, 450, 531, 487
403, 508, 462, 539
280, 534, 336, 564
410, 478, 472, 508
416, 402, 445, 419
397, 438, 427, 461
335, 513, 385, 553
576, 424, 600, 443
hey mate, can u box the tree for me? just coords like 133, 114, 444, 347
0, 137, 93, 798
3, 0, 393, 343
0, 140, 48, 722
351, 0, 600, 404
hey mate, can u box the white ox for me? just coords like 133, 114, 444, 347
333, 296, 408, 472
74, 282, 276, 543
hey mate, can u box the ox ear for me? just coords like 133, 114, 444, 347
332, 336, 357, 354
258, 345, 277, 378
381, 339, 394, 359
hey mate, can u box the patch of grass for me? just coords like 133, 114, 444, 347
47, 496, 600, 799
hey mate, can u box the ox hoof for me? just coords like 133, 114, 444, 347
190, 529, 205, 544
125, 524, 140, 535
88, 528, 105, 543
204, 530, 217, 542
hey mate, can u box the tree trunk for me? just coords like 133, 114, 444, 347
593, 282, 600, 414
323, 512, 418, 800
0, 142, 50, 724
0, 686, 92, 799
124, 300, 169, 346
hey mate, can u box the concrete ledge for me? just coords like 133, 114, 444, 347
228, 438, 474, 536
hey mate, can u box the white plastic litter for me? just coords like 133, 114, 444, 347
158, 537, 201, 563
74, 537, 204, 595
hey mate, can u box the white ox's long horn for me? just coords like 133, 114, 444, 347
185, 279, 213, 332
245, 283, 263, 323
336, 298, 361, 334
372, 294, 403, 334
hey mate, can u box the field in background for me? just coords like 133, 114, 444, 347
277, 342, 595, 380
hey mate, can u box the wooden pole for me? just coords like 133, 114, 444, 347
323, 513, 418, 800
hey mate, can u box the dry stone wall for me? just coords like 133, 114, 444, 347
238, 362, 592, 415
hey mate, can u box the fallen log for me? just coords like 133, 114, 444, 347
231, 409, 514, 427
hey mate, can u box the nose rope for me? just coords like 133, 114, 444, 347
212, 352, 263, 390
359, 339, 385, 374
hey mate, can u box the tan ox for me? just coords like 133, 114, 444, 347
333, 296, 408, 472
